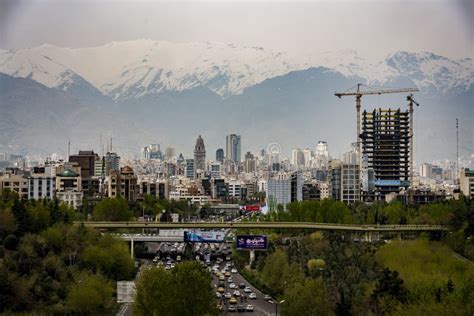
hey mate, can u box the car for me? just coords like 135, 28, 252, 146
219, 275, 225, 281
237, 305, 246, 312
249, 293, 257, 299
231, 268, 238, 274
243, 287, 252, 293
226, 256, 231, 261
228, 305, 236, 312
239, 283, 246, 289
219, 280, 225, 287
225, 292, 232, 299
229, 283, 236, 289
233, 290, 241, 297
246, 305, 254, 312
263, 294, 272, 301
217, 287, 225, 293
229, 297, 237, 304
225, 271, 231, 277
215, 292, 222, 298
228, 276, 234, 283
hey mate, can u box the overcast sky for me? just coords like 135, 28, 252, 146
1, 0, 473, 61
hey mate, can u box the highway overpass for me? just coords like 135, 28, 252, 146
76, 221, 449, 232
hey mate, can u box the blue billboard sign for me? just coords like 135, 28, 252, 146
236, 235, 268, 250
184, 230, 225, 243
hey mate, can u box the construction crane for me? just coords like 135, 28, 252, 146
334, 83, 419, 188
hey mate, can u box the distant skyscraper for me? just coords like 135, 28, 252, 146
291, 149, 305, 167
165, 147, 176, 159
316, 141, 329, 157
185, 159, 194, 179
226, 134, 241, 162
194, 135, 206, 179
216, 148, 224, 162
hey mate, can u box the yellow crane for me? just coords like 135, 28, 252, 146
334, 83, 419, 187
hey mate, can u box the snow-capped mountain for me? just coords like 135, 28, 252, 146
1, 40, 472, 101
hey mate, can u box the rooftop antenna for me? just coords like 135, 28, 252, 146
110, 136, 113, 152
100, 133, 103, 156
67, 139, 71, 159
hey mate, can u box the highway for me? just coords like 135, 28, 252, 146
77, 221, 449, 232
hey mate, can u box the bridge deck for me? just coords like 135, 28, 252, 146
75, 221, 448, 232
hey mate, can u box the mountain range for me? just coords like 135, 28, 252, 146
0, 39, 472, 162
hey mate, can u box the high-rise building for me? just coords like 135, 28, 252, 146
165, 147, 176, 160
216, 148, 224, 162
185, 159, 195, 179
69, 150, 97, 178
244, 152, 256, 173
194, 135, 206, 179
291, 149, 305, 167
328, 159, 342, 201
104, 152, 120, 176
266, 172, 302, 210
226, 134, 241, 162
460, 168, 474, 199
361, 108, 410, 200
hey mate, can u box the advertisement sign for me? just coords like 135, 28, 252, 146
236, 235, 268, 250
242, 205, 261, 212
184, 230, 225, 243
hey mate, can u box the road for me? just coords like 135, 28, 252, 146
210, 260, 278, 315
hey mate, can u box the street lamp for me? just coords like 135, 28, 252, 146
273, 299, 285, 316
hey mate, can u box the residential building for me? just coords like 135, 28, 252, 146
266, 172, 302, 210
107, 166, 138, 201
28, 166, 55, 200
216, 148, 224, 162
460, 168, 474, 199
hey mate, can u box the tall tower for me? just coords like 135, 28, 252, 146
226, 134, 241, 162
194, 135, 206, 179
361, 108, 410, 200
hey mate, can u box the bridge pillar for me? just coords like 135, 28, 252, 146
130, 237, 134, 259
249, 250, 255, 265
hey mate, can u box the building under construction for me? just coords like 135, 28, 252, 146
360, 108, 410, 200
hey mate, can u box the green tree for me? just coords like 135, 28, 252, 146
92, 197, 132, 221
282, 278, 334, 316
133, 262, 218, 316
81, 234, 134, 280
172, 261, 218, 316
66, 272, 116, 315
134, 266, 175, 316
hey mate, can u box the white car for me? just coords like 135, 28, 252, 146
233, 290, 241, 297
216, 292, 222, 298
246, 305, 254, 312
229, 283, 236, 289
231, 268, 238, 274
225, 292, 232, 299
249, 292, 257, 299
243, 287, 252, 293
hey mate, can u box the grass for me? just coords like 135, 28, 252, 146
376, 239, 474, 298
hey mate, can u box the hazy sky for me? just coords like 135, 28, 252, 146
1, 0, 472, 61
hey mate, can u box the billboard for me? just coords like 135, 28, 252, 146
242, 205, 261, 212
236, 235, 268, 250
184, 230, 225, 243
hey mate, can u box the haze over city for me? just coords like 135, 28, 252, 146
0, 1, 473, 315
